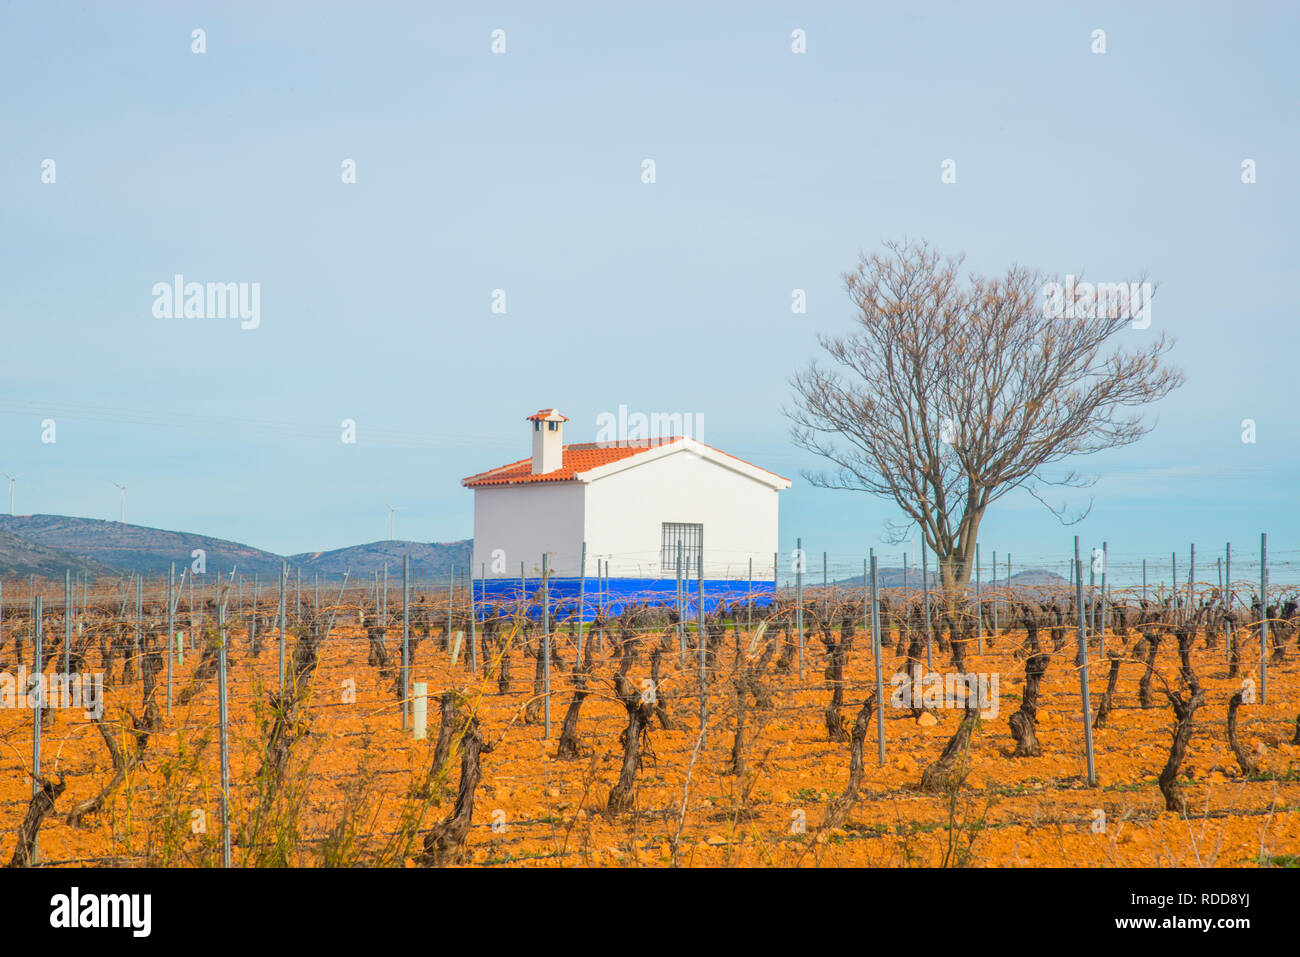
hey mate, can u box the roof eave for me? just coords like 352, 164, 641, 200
577, 437, 791, 489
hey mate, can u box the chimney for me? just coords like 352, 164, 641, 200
527, 408, 567, 474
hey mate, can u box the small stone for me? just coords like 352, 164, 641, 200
918, 712, 938, 727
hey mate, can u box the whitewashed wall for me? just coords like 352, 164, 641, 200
471, 482, 586, 578
582, 449, 780, 579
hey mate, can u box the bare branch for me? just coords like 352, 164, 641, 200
787, 240, 1185, 587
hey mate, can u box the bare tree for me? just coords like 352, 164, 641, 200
788, 239, 1184, 588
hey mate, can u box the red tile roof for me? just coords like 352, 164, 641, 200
525, 409, 569, 422
462, 439, 677, 487
461, 437, 790, 488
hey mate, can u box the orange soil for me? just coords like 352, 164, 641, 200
2, 622, 1297, 867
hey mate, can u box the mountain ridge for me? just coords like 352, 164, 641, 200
0, 527, 118, 579
0, 514, 471, 580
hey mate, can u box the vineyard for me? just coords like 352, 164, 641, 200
1, 566, 1298, 868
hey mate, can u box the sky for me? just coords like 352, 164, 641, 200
1, 1, 1298, 585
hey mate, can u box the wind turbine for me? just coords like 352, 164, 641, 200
3, 473, 20, 516
386, 503, 406, 541
113, 482, 127, 523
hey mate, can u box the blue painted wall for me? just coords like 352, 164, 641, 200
475, 577, 776, 621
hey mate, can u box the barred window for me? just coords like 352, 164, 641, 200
661, 522, 703, 578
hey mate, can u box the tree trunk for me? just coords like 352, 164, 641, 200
1092, 654, 1122, 729
7, 775, 65, 868
921, 700, 979, 792
496, 629, 512, 694
1008, 652, 1047, 757
1174, 624, 1196, 691
822, 694, 877, 831
100, 629, 115, 689
67, 718, 133, 827
727, 677, 748, 777
556, 639, 595, 759
1158, 685, 1205, 813
421, 717, 488, 866
607, 673, 655, 814
523, 627, 547, 725
139, 635, 164, 731
431, 691, 460, 788
905, 627, 927, 718
1138, 631, 1160, 708
936, 525, 981, 591
1226, 690, 1257, 777
821, 616, 850, 743
775, 612, 797, 674
177, 639, 220, 706
1050, 605, 1067, 653
120, 630, 137, 685
650, 640, 675, 730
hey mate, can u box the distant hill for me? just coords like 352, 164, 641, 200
1005, 569, 1070, 586
832, 567, 1068, 590
289, 540, 472, 578
0, 528, 117, 579
0, 514, 287, 577
0, 514, 474, 583
828, 566, 940, 589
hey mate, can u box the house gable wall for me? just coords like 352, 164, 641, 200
471, 482, 586, 577
581, 447, 779, 579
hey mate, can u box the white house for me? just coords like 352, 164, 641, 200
462, 409, 791, 582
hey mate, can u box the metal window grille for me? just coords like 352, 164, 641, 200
661, 522, 703, 578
